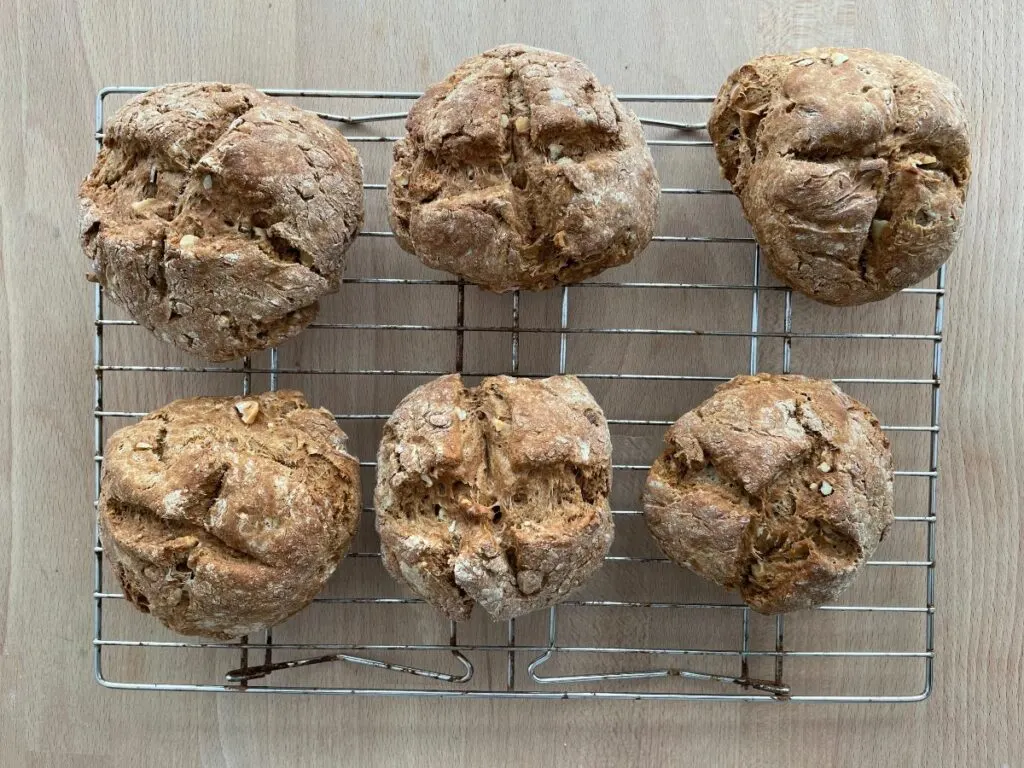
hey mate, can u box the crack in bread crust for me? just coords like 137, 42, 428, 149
375, 374, 614, 621
643, 374, 893, 614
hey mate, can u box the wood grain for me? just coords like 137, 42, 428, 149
1, 0, 1021, 765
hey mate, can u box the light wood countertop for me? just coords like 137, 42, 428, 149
1, 1, 1020, 764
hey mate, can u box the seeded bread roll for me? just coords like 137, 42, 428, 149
388, 44, 659, 292
643, 374, 893, 613
80, 83, 364, 361
375, 374, 614, 621
99, 391, 361, 638
708, 48, 970, 305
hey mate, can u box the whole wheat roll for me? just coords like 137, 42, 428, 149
80, 82, 364, 361
708, 48, 970, 305
388, 44, 660, 292
643, 374, 893, 613
98, 390, 361, 639
375, 374, 614, 621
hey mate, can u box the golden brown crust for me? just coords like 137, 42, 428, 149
99, 390, 361, 638
80, 83, 364, 361
643, 374, 893, 613
388, 45, 659, 292
708, 48, 970, 305
375, 374, 613, 620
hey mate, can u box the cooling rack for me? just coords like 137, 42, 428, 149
91, 86, 942, 701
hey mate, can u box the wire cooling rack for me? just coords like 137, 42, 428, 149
91, 87, 942, 701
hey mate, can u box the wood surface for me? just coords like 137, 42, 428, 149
1, 1, 1021, 765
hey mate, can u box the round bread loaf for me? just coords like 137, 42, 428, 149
643, 374, 893, 613
388, 44, 660, 292
708, 48, 970, 305
80, 83, 364, 361
375, 374, 614, 620
99, 390, 361, 638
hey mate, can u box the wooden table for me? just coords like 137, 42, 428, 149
1, 1, 1020, 764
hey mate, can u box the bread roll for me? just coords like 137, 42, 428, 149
388, 45, 659, 292
99, 391, 361, 638
375, 374, 613, 620
708, 49, 970, 305
643, 374, 893, 613
80, 83, 364, 361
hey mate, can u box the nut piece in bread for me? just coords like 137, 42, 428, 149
99, 391, 361, 638
388, 45, 660, 292
708, 49, 970, 305
375, 374, 614, 620
643, 374, 893, 613
80, 83, 364, 361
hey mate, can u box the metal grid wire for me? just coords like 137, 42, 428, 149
92, 87, 941, 701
